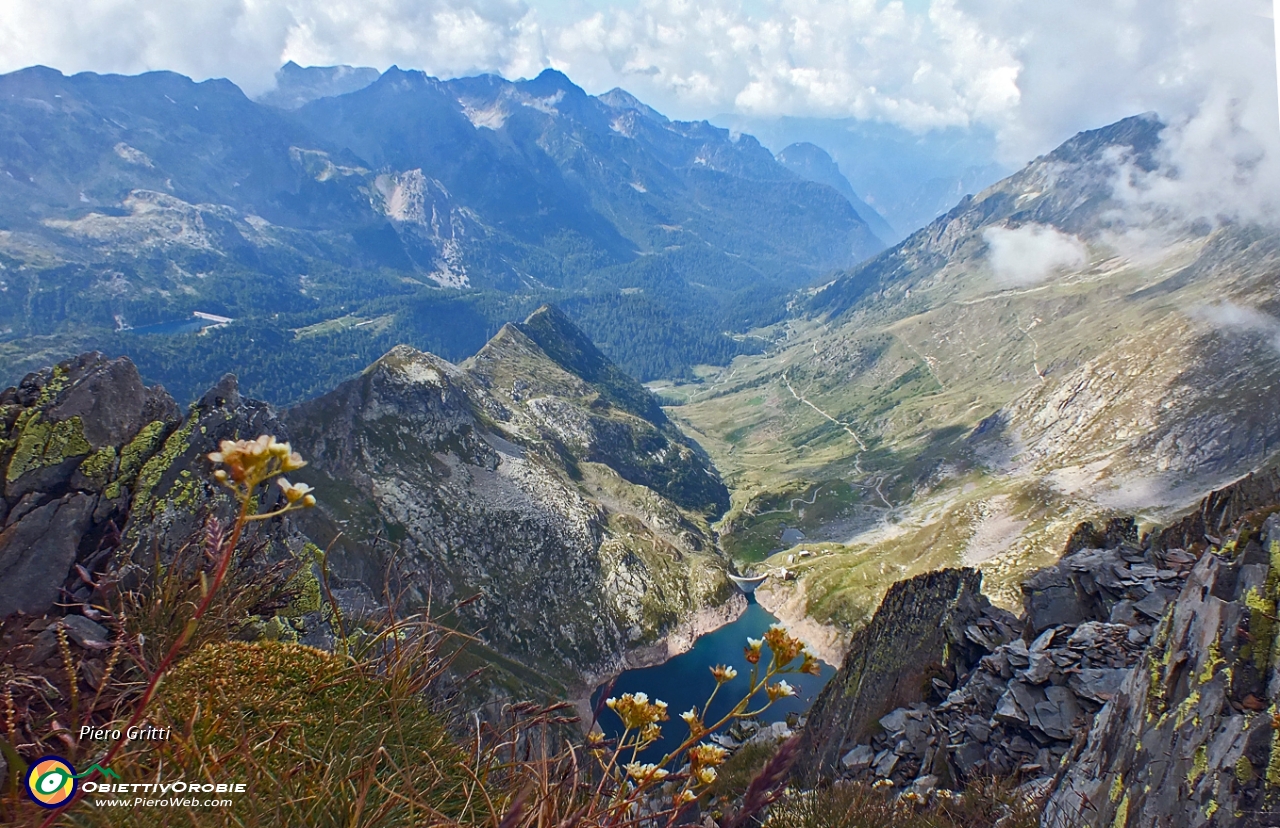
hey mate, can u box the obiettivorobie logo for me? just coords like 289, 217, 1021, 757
26, 756, 83, 808
26, 758, 120, 808
25, 758, 243, 810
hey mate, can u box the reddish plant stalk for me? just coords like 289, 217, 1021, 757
40, 497, 249, 826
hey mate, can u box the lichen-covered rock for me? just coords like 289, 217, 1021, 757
788, 466, 1280, 825
793, 506, 1205, 800
0, 353, 181, 616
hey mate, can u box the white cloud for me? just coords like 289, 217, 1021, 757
0, 0, 541, 96
0, 0, 1276, 222
1191, 300, 1280, 353
983, 224, 1088, 286
547, 0, 1020, 128
960, 0, 1280, 226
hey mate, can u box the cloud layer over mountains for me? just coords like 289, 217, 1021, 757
2, 0, 1277, 220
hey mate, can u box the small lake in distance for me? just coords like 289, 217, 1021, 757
591, 598, 834, 758
127, 318, 209, 336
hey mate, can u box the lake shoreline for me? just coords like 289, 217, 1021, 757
753, 580, 851, 667
580, 598, 837, 755
570, 592, 749, 727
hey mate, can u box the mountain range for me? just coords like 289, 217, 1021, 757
0, 63, 884, 402
5, 59, 1280, 703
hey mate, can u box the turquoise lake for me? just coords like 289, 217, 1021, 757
591, 598, 835, 757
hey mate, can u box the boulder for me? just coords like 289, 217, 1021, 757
0, 493, 95, 616
841, 745, 875, 771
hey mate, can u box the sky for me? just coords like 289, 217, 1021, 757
1, 0, 1278, 219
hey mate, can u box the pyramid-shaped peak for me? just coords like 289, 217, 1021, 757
598, 87, 669, 123
519, 68, 587, 99
513, 305, 666, 425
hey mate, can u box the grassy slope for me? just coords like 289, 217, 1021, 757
671, 226, 1280, 634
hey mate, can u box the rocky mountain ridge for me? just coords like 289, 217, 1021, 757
0, 306, 738, 693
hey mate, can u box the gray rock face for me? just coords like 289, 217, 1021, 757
792, 466, 1280, 826
792, 568, 1019, 785
0, 353, 184, 617
1041, 514, 1280, 827
0, 493, 94, 616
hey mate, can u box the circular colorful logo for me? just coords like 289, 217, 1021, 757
26, 756, 77, 808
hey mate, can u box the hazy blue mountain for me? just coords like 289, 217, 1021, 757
0, 64, 885, 400
256, 61, 380, 110
714, 114, 1010, 239
776, 141, 896, 243
291, 67, 884, 288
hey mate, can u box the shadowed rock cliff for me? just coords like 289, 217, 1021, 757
792, 568, 1017, 785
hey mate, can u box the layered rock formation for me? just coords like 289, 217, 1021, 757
795, 469, 1280, 827
1042, 516, 1280, 826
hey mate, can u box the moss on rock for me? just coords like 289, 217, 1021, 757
104, 419, 169, 499
131, 412, 197, 510
5, 413, 92, 482
78, 445, 118, 485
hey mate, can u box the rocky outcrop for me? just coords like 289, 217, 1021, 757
0, 353, 181, 618
799, 532, 1200, 796
792, 568, 1019, 785
1041, 513, 1280, 827
1152, 466, 1280, 554
0, 493, 95, 615
792, 467, 1280, 826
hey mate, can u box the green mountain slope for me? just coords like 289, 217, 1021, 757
670, 114, 1280, 643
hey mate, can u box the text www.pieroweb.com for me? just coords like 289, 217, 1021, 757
82, 781, 243, 809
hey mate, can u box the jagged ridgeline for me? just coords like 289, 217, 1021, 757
0, 65, 885, 401
0, 306, 738, 694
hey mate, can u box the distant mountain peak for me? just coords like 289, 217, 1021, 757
807, 111, 1175, 319
598, 88, 669, 124
257, 61, 380, 110
1044, 111, 1164, 172
520, 68, 585, 96
514, 304, 667, 425
777, 141, 895, 243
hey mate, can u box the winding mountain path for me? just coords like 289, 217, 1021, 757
781, 368, 892, 510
